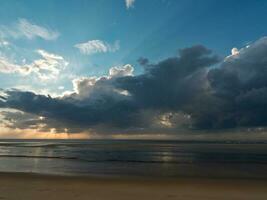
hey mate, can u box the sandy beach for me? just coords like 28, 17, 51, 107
0, 173, 266, 200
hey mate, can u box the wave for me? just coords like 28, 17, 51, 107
0, 143, 66, 148
1, 154, 267, 165
0, 155, 78, 160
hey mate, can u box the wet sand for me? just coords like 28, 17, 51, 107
0, 172, 266, 200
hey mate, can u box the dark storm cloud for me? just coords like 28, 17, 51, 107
0, 89, 140, 133
197, 37, 267, 129
2, 37, 267, 134
117, 45, 219, 110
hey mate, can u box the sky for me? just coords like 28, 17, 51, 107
1, 0, 267, 139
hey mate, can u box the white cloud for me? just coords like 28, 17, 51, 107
28, 50, 68, 80
0, 39, 9, 47
58, 86, 65, 90
225, 45, 252, 61
231, 47, 239, 56
0, 50, 68, 80
74, 40, 120, 55
125, 0, 135, 9
17, 19, 59, 40
225, 47, 240, 60
109, 64, 133, 77
63, 64, 133, 101
0, 18, 59, 41
0, 57, 18, 73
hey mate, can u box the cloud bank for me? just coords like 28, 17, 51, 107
2, 37, 267, 136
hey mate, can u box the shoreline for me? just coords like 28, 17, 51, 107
2, 171, 267, 181
0, 172, 267, 200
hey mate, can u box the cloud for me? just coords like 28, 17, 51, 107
0, 18, 59, 40
125, 0, 135, 9
0, 49, 68, 80
0, 39, 9, 47
0, 45, 219, 134
0, 57, 19, 73
74, 40, 120, 55
109, 64, 133, 77
201, 37, 267, 129
231, 47, 239, 56
64, 64, 133, 102
3, 37, 267, 136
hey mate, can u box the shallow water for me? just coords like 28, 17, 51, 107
0, 139, 267, 178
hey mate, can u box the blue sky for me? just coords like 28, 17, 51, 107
1, 0, 267, 95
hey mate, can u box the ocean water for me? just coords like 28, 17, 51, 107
0, 139, 267, 178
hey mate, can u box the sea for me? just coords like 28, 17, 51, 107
0, 139, 267, 178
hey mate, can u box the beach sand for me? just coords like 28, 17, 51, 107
0, 173, 266, 200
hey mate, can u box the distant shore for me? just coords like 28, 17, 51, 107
0, 172, 267, 200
